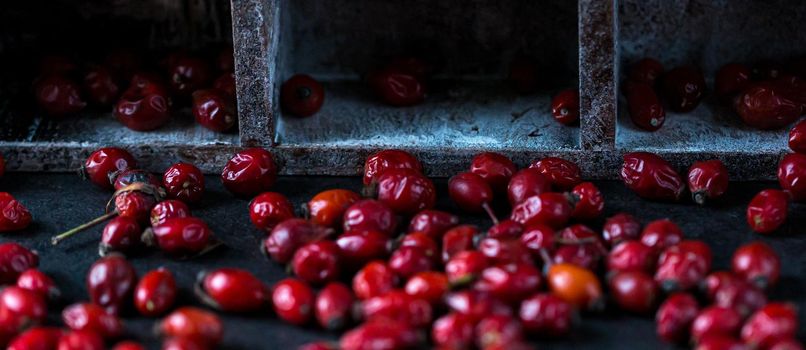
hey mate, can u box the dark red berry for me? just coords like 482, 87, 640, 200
248, 192, 294, 232
221, 148, 277, 197
57, 330, 104, 350
163, 162, 205, 204
368, 68, 426, 106
640, 219, 683, 253
363, 149, 422, 186
445, 251, 488, 285
115, 87, 170, 131
662, 66, 706, 112
112, 341, 145, 350
407, 210, 458, 239
510, 193, 573, 229
655, 240, 712, 292
551, 89, 580, 125
214, 72, 237, 101
518, 293, 574, 337
83, 67, 120, 106
272, 278, 314, 326
529, 157, 582, 190
470, 152, 517, 193
16, 269, 59, 300
713, 280, 767, 318
315, 282, 353, 330
340, 321, 421, 350
192, 89, 236, 132
34, 75, 86, 117
158, 307, 223, 345
0, 243, 39, 284
197, 268, 268, 312
627, 82, 666, 131
715, 63, 751, 102
0, 193, 32, 232
656, 292, 699, 343
621, 152, 684, 201
741, 303, 799, 349
376, 168, 436, 215
281, 74, 325, 117
473, 263, 542, 303
404, 271, 448, 306
168, 56, 211, 97
448, 172, 495, 215
609, 271, 658, 314
441, 225, 478, 263
86, 254, 136, 315
7, 327, 63, 350
446, 290, 513, 323
343, 199, 397, 236
487, 220, 523, 239
789, 120, 806, 154
507, 168, 551, 206
81, 147, 136, 190
0, 286, 46, 325
688, 160, 729, 205
100, 216, 142, 255
432, 312, 474, 349
607, 241, 656, 273
778, 153, 806, 201
602, 213, 641, 246
475, 314, 523, 349
150, 200, 191, 227
335, 230, 391, 268
149, 217, 213, 256
521, 223, 555, 255
263, 218, 327, 264
292, 241, 341, 285
571, 182, 604, 220
134, 267, 176, 317
736, 79, 802, 130
352, 261, 396, 300
388, 246, 433, 279
691, 306, 743, 343
478, 237, 532, 266
703, 271, 742, 301
361, 290, 432, 327
628, 58, 664, 85
746, 189, 789, 234
62, 302, 123, 339
732, 241, 781, 290
308, 189, 361, 228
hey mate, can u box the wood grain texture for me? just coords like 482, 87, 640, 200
579, 0, 616, 150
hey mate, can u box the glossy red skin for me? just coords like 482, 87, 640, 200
81, 148, 136, 190
640, 219, 684, 253
621, 152, 685, 201
34, 75, 86, 117
627, 82, 665, 131
432, 312, 475, 348
87, 254, 136, 315
404, 271, 448, 305
340, 321, 421, 350
115, 90, 170, 131
601, 213, 640, 246
101, 216, 142, 254
192, 89, 236, 132
315, 282, 354, 330
716, 63, 752, 102
62, 302, 123, 339
17, 269, 58, 300
221, 148, 278, 197
736, 80, 802, 130
655, 292, 699, 343
151, 217, 212, 256
352, 261, 396, 300
448, 172, 494, 213
473, 263, 542, 303
0, 286, 46, 325
529, 157, 582, 190
510, 193, 573, 229
607, 241, 656, 273
628, 58, 664, 85
7, 327, 64, 350
0, 192, 32, 232
571, 182, 604, 220
161, 336, 210, 350
200, 268, 268, 312
247, 192, 294, 232
388, 246, 433, 279
399, 232, 438, 259
445, 250, 488, 284
57, 330, 104, 350
168, 56, 211, 97
159, 307, 223, 345
789, 119, 806, 154
696, 335, 748, 350
0, 243, 39, 284
507, 168, 551, 206
281, 74, 325, 117
551, 89, 580, 125
124, 72, 169, 99
521, 223, 555, 255
213, 73, 237, 101
264, 218, 325, 263
732, 241, 781, 289
134, 267, 176, 317
112, 341, 146, 350
553, 245, 600, 271
272, 278, 314, 325
363, 149, 423, 186
688, 160, 729, 205
478, 237, 533, 266
308, 189, 361, 228
508, 57, 539, 94
163, 162, 205, 204
83, 67, 120, 106
113, 169, 161, 191
292, 241, 341, 284
487, 220, 523, 239
746, 189, 789, 234
778, 153, 806, 201
608, 271, 658, 314
703, 271, 742, 301
335, 230, 391, 268
655, 240, 712, 292
691, 306, 743, 343
713, 280, 767, 318
361, 290, 432, 327
150, 200, 191, 227
518, 293, 573, 337
407, 209, 458, 239
476, 314, 524, 349
369, 68, 426, 106
342, 199, 397, 236
661, 66, 706, 112
742, 303, 799, 349
768, 339, 805, 350
446, 290, 513, 323
470, 152, 517, 193
376, 168, 436, 215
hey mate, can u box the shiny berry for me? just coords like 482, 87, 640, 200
363, 149, 422, 186
445, 250, 488, 285
571, 182, 604, 220
713, 280, 767, 318
272, 278, 315, 325
375, 168, 436, 215
407, 209, 458, 239
83, 66, 120, 106
627, 82, 665, 131
134, 267, 176, 317
507, 168, 551, 206
441, 225, 478, 262
518, 293, 574, 337
789, 119, 806, 154
315, 282, 353, 330
521, 223, 556, 255
741, 303, 799, 349
551, 89, 580, 125
475, 314, 523, 349
161, 336, 209, 350
388, 246, 433, 279
352, 261, 396, 300
552, 245, 600, 271
399, 232, 438, 260
510, 193, 573, 229
34, 75, 86, 117
163, 163, 205, 204
307, 189, 361, 228
248, 192, 293, 232
16, 269, 59, 300
470, 152, 517, 193
448, 172, 495, 214
640, 219, 684, 253
445, 290, 513, 323
474, 263, 542, 303
602, 213, 641, 246
696, 336, 747, 350
335, 230, 391, 268
778, 153, 806, 201
115, 88, 170, 131
478, 237, 532, 266
368, 68, 426, 106
655, 240, 712, 292
87, 254, 136, 315
530, 157, 582, 190
192, 89, 236, 132
221, 148, 277, 197
0, 243, 39, 284
100, 216, 142, 255
662, 66, 706, 112
715, 63, 751, 102
547, 263, 603, 310
112, 341, 145, 350
607, 241, 656, 273
0, 193, 32, 232
432, 312, 474, 348
768, 339, 804, 350
487, 220, 523, 239
732, 241, 781, 289
281, 74, 325, 117
628, 58, 664, 85
340, 321, 421, 350
609, 271, 658, 314
150, 200, 191, 227
168, 56, 211, 97
81, 148, 136, 190
57, 330, 104, 350
197, 268, 269, 312
621, 152, 684, 201
342, 199, 397, 236
404, 271, 448, 305
159, 307, 223, 345
688, 160, 730, 205
112, 169, 160, 190
62, 302, 123, 339
7, 327, 63, 350
747, 189, 789, 234
149, 217, 212, 256
655, 292, 699, 343
0, 286, 46, 326
691, 306, 743, 343
736, 80, 801, 130
292, 241, 341, 284
703, 271, 742, 301
361, 290, 432, 327
263, 218, 326, 263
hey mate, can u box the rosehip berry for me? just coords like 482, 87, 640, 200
474, 263, 542, 303
521, 223, 555, 255
361, 290, 432, 327
134, 267, 176, 317
407, 209, 458, 239
376, 168, 436, 215
448, 172, 495, 215
214, 73, 237, 102
478, 237, 533, 266
529, 157, 582, 190
703, 271, 742, 301
87, 254, 136, 315
713, 280, 767, 318
519, 293, 574, 337
388, 246, 433, 279
508, 56, 538, 94
272, 278, 314, 325
336, 230, 390, 268
315, 282, 354, 330
661, 66, 706, 112
552, 245, 600, 271
691, 306, 743, 343
445, 290, 513, 322
487, 220, 523, 239
747, 189, 789, 234
192, 89, 237, 132
62, 303, 123, 339
352, 261, 397, 300
441, 225, 478, 263
158, 307, 223, 345
197, 268, 268, 312
696, 335, 747, 350
627, 82, 666, 131
769, 339, 805, 350
736, 80, 801, 130
609, 271, 658, 314
0, 193, 32, 232
778, 153, 806, 201
0, 243, 39, 284
307, 189, 361, 228
628, 58, 664, 85
343, 199, 397, 236
363, 149, 423, 186
112, 341, 145, 350
607, 241, 656, 273
732, 241, 781, 289
507, 168, 551, 206
0, 286, 46, 325
551, 89, 580, 125
445, 251, 488, 285
399, 232, 438, 260
640, 219, 683, 253
547, 263, 603, 310
571, 182, 604, 220
475, 314, 524, 349
34, 75, 86, 117
470, 152, 517, 193
789, 119, 806, 154
281, 74, 325, 117
100, 216, 142, 256
168, 55, 211, 97
113, 189, 160, 225
715, 63, 751, 102
162, 162, 205, 204
17, 269, 59, 300
7, 327, 63, 350
602, 213, 641, 246
688, 160, 730, 205
621, 152, 684, 201
149, 217, 213, 256
510, 193, 573, 229
656, 293, 699, 343
292, 241, 341, 284
221, 148, 277, 197
432, 312, 475, 349
161, 336, 209, 350
655, 240, 712, 292
263, 218, 327, 263
115, 87, 170, 131
150, 200, 191, 227
57, 330, 104, 350
112, 169, 161, 190
248, 192, 294, 232
340, 321, 421, 350
83, 66, 120, 106
368, 68, 426, 106
404, 271, 448, 305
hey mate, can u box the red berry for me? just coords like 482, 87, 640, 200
113, 190, 159, 224
470, 152, 517, 193
621, 152, 684, 201
703, 271, 742, 301
115, 87, 170, 131
746, 189, 789, 234
197, 268, 268, 312
100, 216, 142, 255
715, 63, 752, 102
628, 58, 664, 85
432, 312, 475, 348
163, 162, 205, 204
736, 79, 802, 130
340, 321, 421, 350
0, 193, 32, 232
571, 182, 604, 220
56, 330, 104, 350
518, 293, 574, 337
691, 306, 743, 343
62, 303, 123, 339
343, 199, 397, 236
696, 335, 747, 350
404, 271, 448, 305
376, 168, 436, 215
487, 220, 524, 239
292, 241, 341, 284
352, 261, 396, 300
263, 218, 327, 263
7, 327, 63, 350
445, 290, 513, 323
627, 82, 666, 131
688, 160, 730, 205
363, 149, 422, 186
16, 269, 59, 300
655, 292, 699, 343
167, 55, 211, 97
552, 244, 600, 271
159, 307, 223, 345
398, 232, 438, 260
0, 243, 39, 284
507, 168, 551, 206
221, 148, 277, 197
0, 286, 46, 325
361, 290, 432, 327
546, 263, 603, 310
150, 200, 191, 227
510, 193, 573, 229
551, 89, 580, 126
336, 230, 391, 268
732, 241, 781, 289
149, 217, 212, 256
769, 339, 804, 350
388, 246, 433, 279
608, 271, 658, 314
448, 172, 494, 214
161, 336, 210, 350
529, 157, 582, 190
307, 189, 361, 228
640, 219, 684, 253
281, 74, 325, 117
134, 267, 176, 317
83, 66, 120, 106
655, 240, 712, 292
34, 75, 86, 117
112, 341, 145, 350
713, 280, 767, 319
607, 241, 656, 273
475, 314, 523, 349
368, 68, 426, 106
272, 278, 314, 326
473, 263, 542, 303
661, 66, 706, 112
789, 119, 806, 153
248, 192, 294, 232
214, 72, 237, 101
192, 89, 237, 132
445, 251, 489, 285
602, 213, 641, 246
778, 153, 806, 201
407, 210, 458, 239
112, 169, 161, 191
478, 237, 533, 266
86, 254, 137, 315
315, 282, 354, 330
521, 223, 556, 255
441, 225, 478, 263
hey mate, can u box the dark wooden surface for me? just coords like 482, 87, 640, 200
0, 173, 803, 349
